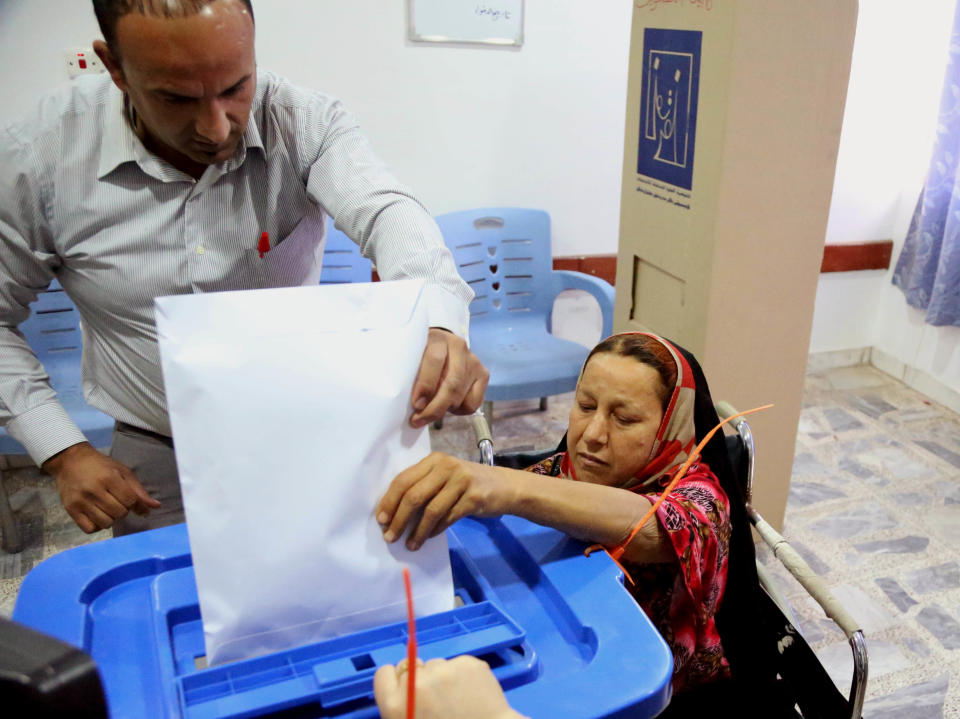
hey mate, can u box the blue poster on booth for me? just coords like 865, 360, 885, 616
637, 28, 702, 191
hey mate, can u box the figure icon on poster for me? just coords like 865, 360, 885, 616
646, 56, 691, 168
638, 28, 701, 191
652, 64, 685, 166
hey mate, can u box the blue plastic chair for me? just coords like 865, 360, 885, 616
319, 219, 373, 285
435, 208, 614, 422
0, 280, 114, 553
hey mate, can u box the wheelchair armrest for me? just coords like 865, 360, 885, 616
551, 270, 615, 338
718, 399, 867, 718
751, 507, 868, 719
751, 512, 862, 640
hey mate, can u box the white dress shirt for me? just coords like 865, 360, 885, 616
0, 70, 472, 465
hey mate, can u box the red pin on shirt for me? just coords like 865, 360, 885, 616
258, 231, 270, 258
403, 567, 417, 719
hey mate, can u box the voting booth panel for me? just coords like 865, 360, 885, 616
615, 0, 858, 529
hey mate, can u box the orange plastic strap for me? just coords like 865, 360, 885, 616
584, 404, 774, 583
403, 567, 416, 719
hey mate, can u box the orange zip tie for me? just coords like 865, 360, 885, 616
403, 567, 417, 719
585, 404, 774, 585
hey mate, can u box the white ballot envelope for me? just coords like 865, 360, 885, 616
155, 279, 454, 665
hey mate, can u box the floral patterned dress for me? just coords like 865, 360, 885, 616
526, 453, 732, 692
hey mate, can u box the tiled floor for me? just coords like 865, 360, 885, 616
2, 363, 959, 716
763, 364, 960, 718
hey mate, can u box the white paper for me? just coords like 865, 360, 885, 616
155, 280, 454, 665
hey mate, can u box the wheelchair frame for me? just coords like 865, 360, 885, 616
715, 401, 868, 719
470, 404, 869, 719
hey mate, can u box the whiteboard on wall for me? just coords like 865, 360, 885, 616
408, 0, 524, 46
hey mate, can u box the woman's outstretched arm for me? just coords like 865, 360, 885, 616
376, 452, 673, 564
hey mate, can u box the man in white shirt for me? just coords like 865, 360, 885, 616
0, 0, 487, 535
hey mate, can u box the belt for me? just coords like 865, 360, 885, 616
115, 421, 174, 448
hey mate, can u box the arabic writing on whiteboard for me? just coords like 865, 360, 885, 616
476, 4, 513, 21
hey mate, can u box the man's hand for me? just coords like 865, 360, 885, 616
374, 655, 526, 719
409, 328, 488, 428
42, 442, 161, 533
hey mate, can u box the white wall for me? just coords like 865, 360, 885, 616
2, 1, 955, 397
810, 0, 960, 403
822, 0, 953, 247
0, 0, 632, 257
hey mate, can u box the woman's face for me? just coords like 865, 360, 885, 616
567, 353, 666, 487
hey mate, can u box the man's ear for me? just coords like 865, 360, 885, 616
93, 40, 127, 92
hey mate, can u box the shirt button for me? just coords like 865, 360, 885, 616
196, 246, 206, 255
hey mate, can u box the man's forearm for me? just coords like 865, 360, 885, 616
0, 323, 89, 464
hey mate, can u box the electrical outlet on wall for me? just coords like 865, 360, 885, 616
64, 48, 105, 78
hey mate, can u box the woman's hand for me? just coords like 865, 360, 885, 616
377, 453, 513, 550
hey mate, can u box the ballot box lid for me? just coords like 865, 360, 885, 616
14, 516, 672, 719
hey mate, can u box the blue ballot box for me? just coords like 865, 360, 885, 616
13, 516, 672, 718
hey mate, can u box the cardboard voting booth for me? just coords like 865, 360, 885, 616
615, 0, 858, 528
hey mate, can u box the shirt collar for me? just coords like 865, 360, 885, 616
97, 86, 265, 181
97, 87, 138, 180
227, 105, 264, 171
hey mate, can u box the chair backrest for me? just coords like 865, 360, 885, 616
1, 279, 114, 454
434, 208, 554, 325
319, 220, 373, 285
17, 279, 83, 383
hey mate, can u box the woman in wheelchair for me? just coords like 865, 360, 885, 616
377, 332, 734, 694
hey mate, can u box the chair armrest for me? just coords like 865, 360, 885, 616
551, 270, 615, 338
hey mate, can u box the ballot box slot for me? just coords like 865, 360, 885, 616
174, 600, 534, 718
